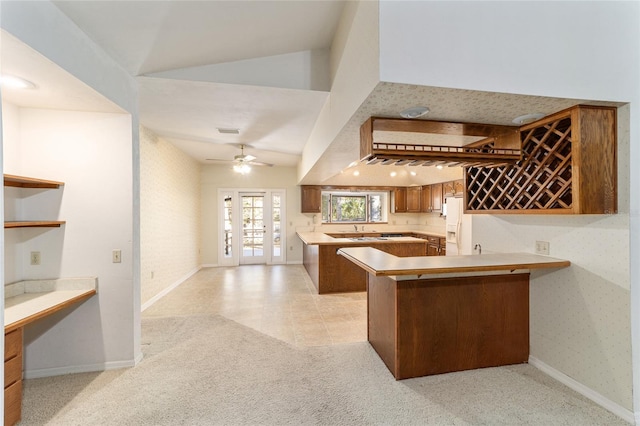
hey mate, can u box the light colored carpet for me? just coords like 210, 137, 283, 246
20, 314, 627, 425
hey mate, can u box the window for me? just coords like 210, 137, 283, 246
321, 191, 387, 223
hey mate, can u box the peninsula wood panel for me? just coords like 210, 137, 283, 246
312, 242, 427, 294
368, 273, 530, 379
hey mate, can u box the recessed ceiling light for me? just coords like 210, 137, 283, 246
217, 128, 240, 134
390, 171, 397, 177
410, 171, 417, 176
436, 165, 444, 170
0, 75, 36, 90
400, 106, 429, 119
353, 170, 360, 176
348, 161, 358, 168
512, 113, 545, 125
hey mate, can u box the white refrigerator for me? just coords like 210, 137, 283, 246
444, 197, 472, 255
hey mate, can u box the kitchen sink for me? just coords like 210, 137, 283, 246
350, 237, 388, 241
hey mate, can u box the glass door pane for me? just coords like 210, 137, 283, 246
272, 194, 281, 257
241, 194, 266, 264
223, 195, 233, 258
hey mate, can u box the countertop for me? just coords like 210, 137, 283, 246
337, 247, 570, 278
5, 277, 98, 331
296, 231, 432, 245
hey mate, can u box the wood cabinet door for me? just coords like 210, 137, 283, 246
427, 244, 440, 256
406, 187, 421, 212
453, 179, 464, 197
301, 186, 321, 213
421, 185, 432, 212
443, 181, 455, 198
393, 188, 407, 213
431, 183, 443, 212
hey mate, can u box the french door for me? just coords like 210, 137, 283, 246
240, 193, 266, 264
219, 189, 285, 266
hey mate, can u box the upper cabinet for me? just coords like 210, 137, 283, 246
4, 175, 66, 228
392, 187, 407, 213
301, 185, 322, 213
431, 183, 443, 213
443, 179, 464, 199
466, 105, 617, 214
406, 187, 421, 213
420, 185, 432, 212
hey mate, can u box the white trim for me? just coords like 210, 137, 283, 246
287, 260, 303, 265
529, 356, 635, 424
134, 351, 144, 366
141, 266, 201, 312
200, 264, 218, 268
24, 358, 137, 379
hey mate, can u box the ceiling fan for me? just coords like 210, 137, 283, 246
206, 144, 273, 174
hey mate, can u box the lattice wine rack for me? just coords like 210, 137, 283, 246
465, 105, 617, 214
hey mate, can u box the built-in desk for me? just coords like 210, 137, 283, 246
4, 278, 97, 426
337, 248, 570, 380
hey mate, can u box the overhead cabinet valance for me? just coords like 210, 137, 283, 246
360, 117, 522, 167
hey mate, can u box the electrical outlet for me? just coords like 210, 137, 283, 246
535, 241, 550, 255
112, 249, 122, 263
30, 251, 41, 266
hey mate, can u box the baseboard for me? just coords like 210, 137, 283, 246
141, 266, 201, 312
529, 356, 635, 424
24, 358, 137, 380
200, 263, 218, 268
286, 260, 302, 265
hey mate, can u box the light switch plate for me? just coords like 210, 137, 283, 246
535, 241, 550, 255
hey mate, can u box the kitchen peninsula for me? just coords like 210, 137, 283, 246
297, 231, 444, 294
338, 247, 570, 380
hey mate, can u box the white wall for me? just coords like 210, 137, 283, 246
3, 105, 135, 374
298, 0, 379, 181
378, 0, 639, 415
140, 126, 201, 306
201, 165, 308, 265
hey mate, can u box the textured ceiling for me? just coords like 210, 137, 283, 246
300, 81, 622, 185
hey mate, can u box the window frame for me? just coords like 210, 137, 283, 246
321, 190, 388, 224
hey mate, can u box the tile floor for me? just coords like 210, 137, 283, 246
143, 264, 368, 347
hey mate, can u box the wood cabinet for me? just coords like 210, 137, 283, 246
4, 175, 65, 229
466, 105, 617, 214
431, 183, 443, 213
420, 185, 432, 212
303, 241, 428, 294
392, 187, 407, 213
4, 329, 22, 426
443, 179, 464, 198
425, 235, 446, 256
300, 185, 322, 213
406, 187, 421, 212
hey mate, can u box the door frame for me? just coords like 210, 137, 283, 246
217, 188, 286, 266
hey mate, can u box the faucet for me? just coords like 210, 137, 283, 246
474, 244, 482, 255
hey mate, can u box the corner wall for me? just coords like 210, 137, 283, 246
140, 127, 201, 307
3, 106, 135, 374
298, 0, 379, 182
1, 0, 141, 373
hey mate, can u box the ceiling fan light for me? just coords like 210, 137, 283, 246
233, 163, 251, 174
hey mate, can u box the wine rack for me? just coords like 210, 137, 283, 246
465, 105, 616, 214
